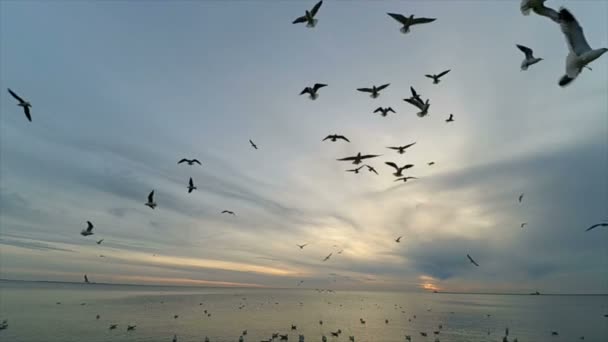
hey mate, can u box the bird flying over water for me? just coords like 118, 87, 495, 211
96, 239, 104, 245
337, 152, 381, 165
516, 44, 543, 70
81, 221, 94, 236
395, 236, 402, 243
323, 134, 349, 142
395, 176, 417, 183
300, 83, 327, 100
404, 97, 430, 117
446, 114, 455, 123
467, 254, 480, 267
557, 7, 608, 87
146, 190, 157, 209
323, 253, 333, 262
249, 139, 258, 149
221, 210, 236, 215
387, 143, 416, 154
178, 158, 201, 166
292, 1, 323, 28
374, 107, 395, 117
585, 223, 608, 232
425, 69, 451, 84
387, 13, 436, 34
7, 88, 32, 122
296, 244, 308, 249
357, 84, 390, 98
385, 162, 414, 177
187, 178, 197, 193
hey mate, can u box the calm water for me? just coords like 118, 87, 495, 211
0, 280, 606, 342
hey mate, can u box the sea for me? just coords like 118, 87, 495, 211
0, 279, 606, 342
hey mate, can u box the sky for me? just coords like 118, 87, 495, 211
0, 0, 607, 294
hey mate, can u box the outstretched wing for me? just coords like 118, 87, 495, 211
425, 74, 434, 79
387, 146, 400, 150
293, 16, 307, 24
357, 87, 373, 93
387, 107, 395, 113
313, 83, 327, 91
385, 162, 399, 171
373, 107, 383, 113
404, 98, 423, 110
467, 254, 480, 266
178, 159, 188, 164
310, 0, 323, 17
336, 135, 350, 142
403, 142, 416, 149
516, 44, 534, 59
300, 87, 311, 95
411, 17, 436, 25
23, 106, 32, 122
86, 221, 94, 232
360, 154, 380, 160
376, 83, 390, 91
337, 156, 357, 161
586, 223, 607, 232
437, 69, 451, 78
189, 177, 194, 186
322, 135, 332, 141
387, 13, 408, 25
7, 88, 25, 103
192, 159, 202, 165
148, 190, 154, 202
559, 7, 591, 55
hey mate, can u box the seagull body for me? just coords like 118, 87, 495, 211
425, 70, 451, 84
374, 107, 396, 117
385, 162, 414, 177
300, 83, 327, 100
323, 252, 333, 262
323, 134, 349, 142
187, 177, 197, 193
221, 210, 236, 215
346, 166, 365, 174
467, 254, 480, 267
404, 97, 430, 117
585, 223, 608, 232
395, 236, 402, 243
177, 158, 201, 166
558, 8, 608, 87
387, 13, 436, 34
357, 84, 390, 98
293, 1, 323, 28
446, 114, 455, 123
395, 176, 417, 183
249, 139, 258, 149
146, 190, 157, 209
387, 142, 416, 154
337, 152, 381, 165
516, 44, 543, 70
81, 221, 94, 236
520, 0, 560, 23
7, 88, 32, 122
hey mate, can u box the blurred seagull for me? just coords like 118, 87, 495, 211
96, 239, 104, 245
296, 243, 308, 249
521, 222, 528, 228
337, 152, 381, 165
109, 324, 118, 330
395, 236, 403, 243
323, 134, 349, 142
387, 13, 436, 34
127, 325, 136, 331
346, 166, 365, 174
519, 193, 524, 203
425, 70, 451, 84
221, 210, 236, 216
7, 88, 32, 122
187, 177, 197, 193
249, 139, 258, 149
395, 176, 417, 183
292, 1, 323, 28
300, 83, 327, 100
516, 44, 543, 70
146, 190, 157, 209
585, 223, 608, 232
404, 97, 430, 117
467, 254, 480, 267
385, 162, 414, 177
357, 84, 390, 98
387, 143, 416, 154
178, 158, 201, 166
81, 221, 94, 236
374, 107, 396, 117
558, 7, 608, 87
84, 274, 90, 283
446, 114, 455, 122
323, 253, 333, 262
364, 165, 379, 175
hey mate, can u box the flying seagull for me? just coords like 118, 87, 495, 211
395, 236, 402, 243
373, 107, 396, 117
109, 324, 118, 330
519, 193, 524, 203
387, 142, 416, 154
521, 222, 528, 228
249, 139, 258, 149
96, 239, 104, 245
187, 177, 197, 193
337, 152, 381, 165
425, 70, 451, 84
221, 210, 236, 215
516, 44, 543, 70
404, 97, 430, 117
178, 158, 201, 166
364, 165, 379, 175
520, 0, 560, 23
127, 325, 136, 331
387, 13, 436, 34
557, 7, 608, 87
467, 254, 480, 267
81, 221, 94, 236
428, 161, 435, 166
300, 83, 327, 100
84, 274, 91, 284
146, 190, 157, 209
446, 114, 455, 123
296, 243, 308, 249
292, 1, 323, 28
409, 86, 423, 103
385, 162, 414, 177
7, 88, 32, 122
395, 176, 418, 183
322, 252, 333, 262
323, 134, 349, 142
357, 84, 390, 98
346, 165, 365, 174
585, 223, 608, 232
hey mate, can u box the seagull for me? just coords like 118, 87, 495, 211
221, 210, 236, 216
96, 239, 104, 245
387, 143, 416, 154
300, 83, 327, 100
337, 152, 381, 165
428, 162, 435, 165
127, 325, 136, 331
445, 114, 455, 123
146, 190, 157, 209
516, 45, 543, 70
585, 223, 608, 232
409, 86, 423, 103
84, 274, 90, 283
109, 324, 118, 330
292, 1, 323, 28
296, 243, 308, 249
249, 139, 258, 149
323, 134, 350, 142
322, 252, 333, 262
395, 176, 417, 183
404, 97, 430, 117
96, 315, 100, 319
177, 158, 201, 166
467, 254, 480, 267
81, 221, 94, 236
357, 84, 390, 98
374, 107, 396, 117
395, 236, 402, 243
519, 193, 524, 203
520, 0, 560, 23
385, 162, 414, 177
364, 165, 378, 175
558, 7, 608, 87
346, 165, 365, 174
521, 222, 528, 228
186, 177, 197, 193
387, 13, 436, 34
425, 70, 451, 84
7, 88, 32, 122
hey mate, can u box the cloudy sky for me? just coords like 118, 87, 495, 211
1, 1, 606, 294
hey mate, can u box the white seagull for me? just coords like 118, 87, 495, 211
293, 1, 323, 28
516, 45, 543, 70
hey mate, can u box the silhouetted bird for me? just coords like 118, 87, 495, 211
425, 69, 451, 84
300, 83, 327, 100
292, 1, 323, 28
7, 88, 32, 122
387, 13, 436, 34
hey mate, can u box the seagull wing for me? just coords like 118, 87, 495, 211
411, 17, 436, 25
373, 107, 383, 113
586, 223, 607, 232
534, 5, 560, 24
310, 0, 323, 17
192, 159, 202, 165
87, 221, 94, 232
403, 142, 416, 149
385, 162, 400, 171
293, 16, 307, 24
357, 87, 373, 93
410, 86, 420, 98
337, 156, 358, 161
300, 87, 311, 95
403, 164, 414, 169
336, 135, 350, 142
387, 146, 400, 150
559, 7, 591, 55
376, 83, 390, 91
23, 106, 32, 122
7, 88, 25, 103
178, 159, 188, 164
516, 44, 534, 59
368, 167, 378, 175
148, 190, 155, 202
387, 13, 408, 25
467, 254, 480, 266
322, 135, 333, 141
425, 74, 434, 79
387, 107, 395, 113
313, 83, 327, 91
437, 69, 451, 78
404, 98, 423, 110
360, 154, 380, 160
189, 178, 194, 187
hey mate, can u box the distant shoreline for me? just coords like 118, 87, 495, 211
1, 278, 607, 296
